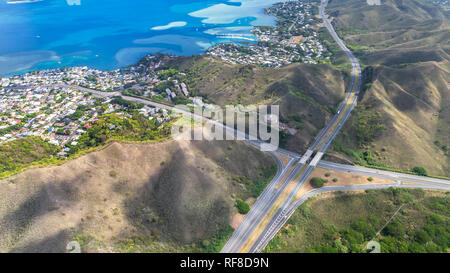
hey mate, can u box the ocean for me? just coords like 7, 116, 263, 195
0, 0, 286, 76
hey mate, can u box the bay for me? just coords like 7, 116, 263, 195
0, 0, 286, 76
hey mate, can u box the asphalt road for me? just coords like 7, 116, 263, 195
53, 82, 450, 253
251, 161, 450, 253
11, 2, 449, 253
318, 160, 450, 188
237, 0, 450, 252
221, 0, 363, 253
252, 179, 450, 253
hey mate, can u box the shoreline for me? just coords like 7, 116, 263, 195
7, 0, 44, 4
0, 1, 282, 78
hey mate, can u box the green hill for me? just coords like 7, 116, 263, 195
265, 189, 450, 253
0, 140, 277, 253
325, 0, 450, 176
163, 55, 349, 154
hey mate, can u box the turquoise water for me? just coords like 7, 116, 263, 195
0, 0, 285, 76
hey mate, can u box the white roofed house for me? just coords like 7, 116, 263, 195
49, 139, 59, 146
180, 83, 189, 97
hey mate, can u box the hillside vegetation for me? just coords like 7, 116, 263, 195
325, 0, 450, 176
328, 0, 449, 66
163, 55, 349, 154
0, 137, 60, 178
0, 113, 172, 179
265, 189, 450, 253
0, 139, 277, 253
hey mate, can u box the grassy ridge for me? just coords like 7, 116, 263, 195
0, 137, 60, 179
70, 113, 171, 154
265, 188, 450, 253
325, 0, 450, 177
163, 55, 349, 154
0, 114, 173, 179
0, 138, 277, 253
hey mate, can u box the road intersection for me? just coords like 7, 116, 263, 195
221, 0, 363, 253
16, 0, 449, 253
222, 0, 449, 253
47, 63, 449, 253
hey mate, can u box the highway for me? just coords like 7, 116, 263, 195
226, 0, 450, 253
61, 6, 449, 253
253, 179, 450, 253
44, 85, 299, 158
55, 82, 450, 253
10, 0, 449, 253
221, 0, 364, 253
251, 162, 450, 253
318, 160, 450, 189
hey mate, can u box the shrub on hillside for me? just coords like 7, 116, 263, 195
412, 166, 428, 176
310, 177, 326, 188
235, 199, 250, 214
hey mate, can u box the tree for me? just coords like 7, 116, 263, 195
415, 230, 431, 244
382, 220, 406, 238
351, 219, 376, 240
235, 199, 250, 214
56, 128, 70, 135
310, 177, 326, 188
412, 166, 428, 176
201, 240, 210, 248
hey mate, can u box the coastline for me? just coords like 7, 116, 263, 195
6, 0, 44, 4
0, 0, 283, 77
